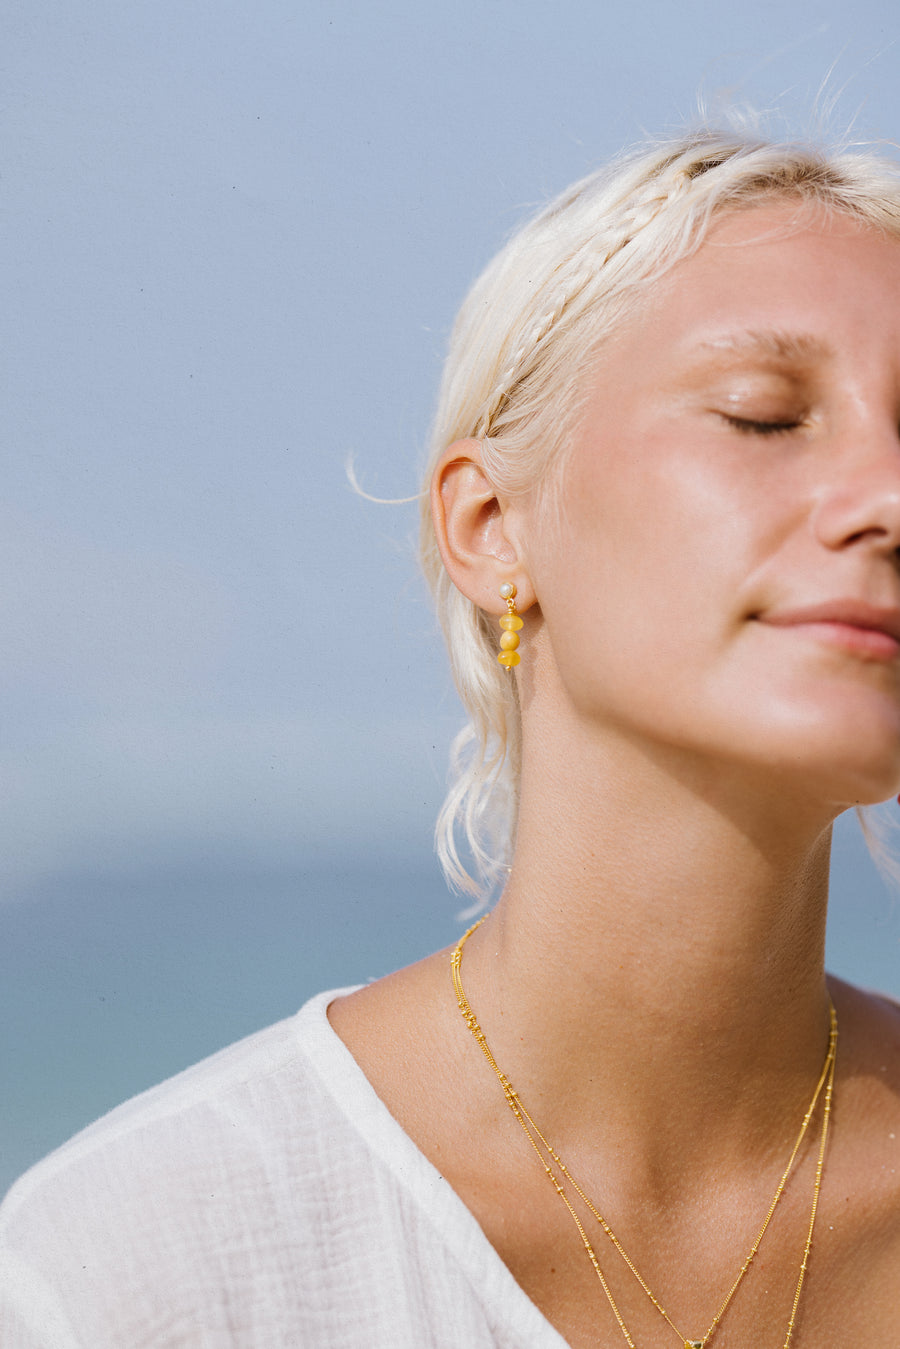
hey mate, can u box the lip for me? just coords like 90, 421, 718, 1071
758, 600, 900, 660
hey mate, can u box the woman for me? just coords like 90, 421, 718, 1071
3, 126, 900, 1346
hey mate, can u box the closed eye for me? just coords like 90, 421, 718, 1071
721, 414, 804, 436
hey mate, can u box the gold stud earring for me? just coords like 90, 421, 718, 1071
497, 582, 523, 669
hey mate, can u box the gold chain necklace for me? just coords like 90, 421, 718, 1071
451, 917, 837, 1349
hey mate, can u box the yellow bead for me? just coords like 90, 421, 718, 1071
499, 630, 520, 651
498, 650, 520, 667
499, 614, 523, 630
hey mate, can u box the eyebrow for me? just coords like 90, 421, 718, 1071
693, 329, 834, 363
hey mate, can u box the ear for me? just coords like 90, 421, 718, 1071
430, 439, 535, 613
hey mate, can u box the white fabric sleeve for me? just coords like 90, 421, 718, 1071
0, 1248, 83, 1349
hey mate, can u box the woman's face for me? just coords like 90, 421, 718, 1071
524, 200, 900, 805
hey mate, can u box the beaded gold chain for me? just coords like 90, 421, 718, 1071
452, 917, 837, 1349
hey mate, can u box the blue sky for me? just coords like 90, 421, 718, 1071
5, 0, 900, 1187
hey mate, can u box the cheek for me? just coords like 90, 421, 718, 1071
532, 444, 785, 726
535, 525, 725, 727
556, 442, 752, 632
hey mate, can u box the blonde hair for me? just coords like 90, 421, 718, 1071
421, 125, 900, 898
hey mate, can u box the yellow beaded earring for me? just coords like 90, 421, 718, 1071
497, 582, 523, 669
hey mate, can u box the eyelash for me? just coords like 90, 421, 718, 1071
722, 415, 803, 436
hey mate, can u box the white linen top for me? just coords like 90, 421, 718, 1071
0, 990, 569, 1348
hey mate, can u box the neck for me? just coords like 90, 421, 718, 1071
459, 711, 835, 1192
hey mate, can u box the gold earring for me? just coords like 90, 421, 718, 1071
497, 582, 523, 669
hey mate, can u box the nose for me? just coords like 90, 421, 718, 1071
811, 419, 900, 556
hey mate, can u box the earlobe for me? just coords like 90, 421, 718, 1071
431, 440, 534, 612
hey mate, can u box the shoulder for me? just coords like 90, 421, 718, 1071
0, 984, 526, 1349
828, 974, 900, 1133
3, 990, 353, 1218
804, 978, 900, 1325
830, 973, 900, 1066
0, 992, 366, 1338
826, 977, 900, 1219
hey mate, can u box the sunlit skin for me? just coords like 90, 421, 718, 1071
522, 203, 900, 815
329, 203, 900, 1346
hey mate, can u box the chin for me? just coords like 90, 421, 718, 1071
694, 685, 900, 808
747, 723, 900, 809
